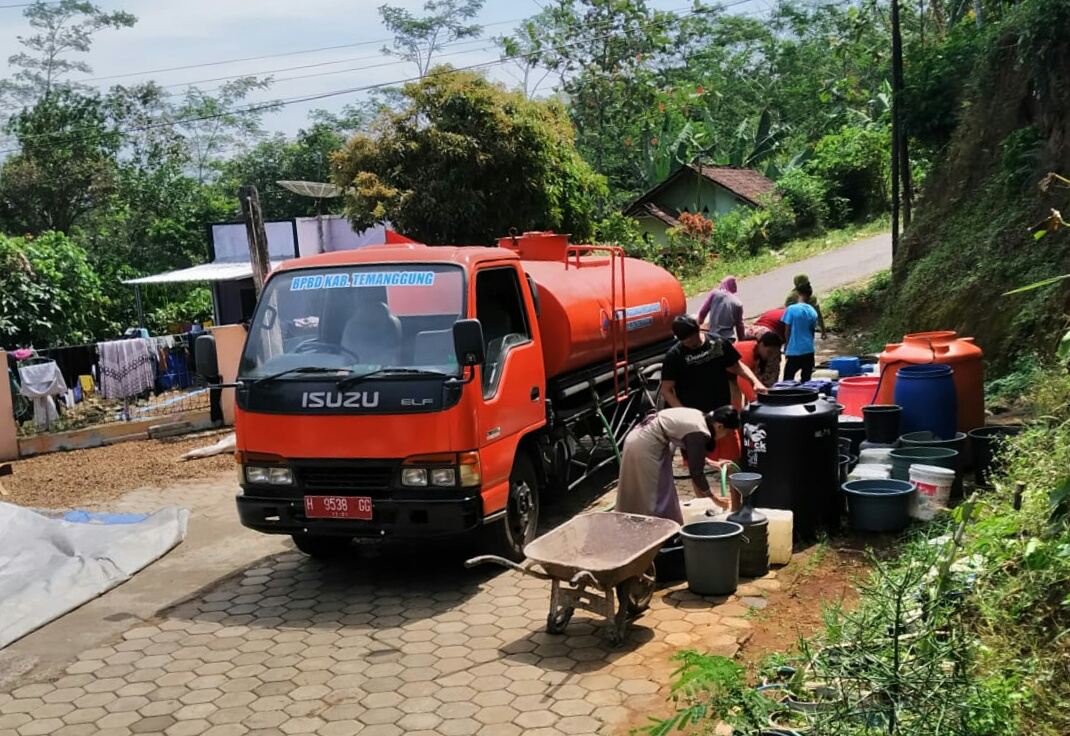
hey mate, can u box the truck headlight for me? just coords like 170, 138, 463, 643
430, 468, 456, 487
246, 466, 271, 484
401, 468, 428, 487
245, 465, 293, 485
401, 452, 480, 489
267, 467, 293, 485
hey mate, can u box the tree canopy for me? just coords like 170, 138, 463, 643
331, 68, 606, 245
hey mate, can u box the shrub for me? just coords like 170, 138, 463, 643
807, 125, 890, 224
774, 168, 830, 232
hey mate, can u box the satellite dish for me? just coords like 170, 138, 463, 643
277, 180, 343, 198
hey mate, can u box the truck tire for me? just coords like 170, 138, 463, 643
291, 534, 352, 559
486, 454, 540, 561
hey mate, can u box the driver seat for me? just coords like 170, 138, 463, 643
340, 301, 401, 366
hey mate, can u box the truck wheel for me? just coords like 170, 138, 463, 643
487, 454, 540, 561
291, 534, 352, 559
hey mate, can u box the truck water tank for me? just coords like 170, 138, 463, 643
741, 388, 839, 539
499, 232, 686, 379
877, 332, 984, 433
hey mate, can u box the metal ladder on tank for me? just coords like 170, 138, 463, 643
564, 244, 630, 403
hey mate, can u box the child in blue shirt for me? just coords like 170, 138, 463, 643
782, 284, 819, 381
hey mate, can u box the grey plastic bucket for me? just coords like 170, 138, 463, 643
680, 520, 744, 595
843, 479, 915, 533
889, 446, 961, 496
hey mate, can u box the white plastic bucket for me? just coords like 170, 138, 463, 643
909, 463, 955, 520
849, 464, 891, 481
761, 508, 794, 565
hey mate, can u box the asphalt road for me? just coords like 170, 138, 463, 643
686, 231, 892, 319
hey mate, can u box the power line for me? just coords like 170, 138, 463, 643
0, 1, 757, 154
81, 16, 528, 84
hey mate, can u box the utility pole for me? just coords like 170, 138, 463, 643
239, 185, 270, 296
890, 0, 903, 257
892, 0, 911, 228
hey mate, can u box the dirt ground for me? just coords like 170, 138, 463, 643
740, 542, 870, 667
1, 429, 234, 510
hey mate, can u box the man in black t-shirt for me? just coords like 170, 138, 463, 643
661, 316, 766, 412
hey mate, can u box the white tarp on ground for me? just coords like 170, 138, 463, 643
0, 503, 189, 649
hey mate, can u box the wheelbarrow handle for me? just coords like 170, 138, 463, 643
464, 555, 551, 579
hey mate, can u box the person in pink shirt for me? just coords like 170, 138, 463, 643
697, 276, 745, 342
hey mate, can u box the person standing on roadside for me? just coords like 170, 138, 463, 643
698, 276, 745, 342
661, 316, 767, 414
782, 285, 819, 382
785, 273, 827, 339
746, 306, 788, 343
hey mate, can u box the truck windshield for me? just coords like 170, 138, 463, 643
239, 264, 465, 380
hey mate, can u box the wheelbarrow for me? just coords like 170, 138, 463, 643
466, 511, 680, 646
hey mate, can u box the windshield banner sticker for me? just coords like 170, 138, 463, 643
290, 271, 436, 291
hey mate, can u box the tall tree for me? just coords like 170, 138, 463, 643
332, 68, 606, 244
0, 89, 121, 234
378, 0, 485, 78
172, 77, 277, 183
218, 121, 351, 220
494, 16, 555, 99
0, 0, 136, 106
526, 0, 678, 198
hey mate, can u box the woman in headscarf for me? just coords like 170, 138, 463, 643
698, 276, 745, 342
616, 407, 740, 522
785, 274, 827, 339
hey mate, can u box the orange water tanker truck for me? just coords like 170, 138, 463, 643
195, 231, 686, 559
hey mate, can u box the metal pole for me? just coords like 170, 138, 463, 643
134, 285, 145, 328
890, 0, 902, 258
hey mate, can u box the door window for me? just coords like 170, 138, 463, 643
475, 267, 531, 398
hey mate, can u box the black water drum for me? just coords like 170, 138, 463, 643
742, 388, 840, 539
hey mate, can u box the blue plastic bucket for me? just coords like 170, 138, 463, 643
894, 364, 957, 440
829, 357, 862, 377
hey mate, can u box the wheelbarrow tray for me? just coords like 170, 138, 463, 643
522, 511, 680, 589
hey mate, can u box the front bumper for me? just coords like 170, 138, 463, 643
236, 493, 484, 538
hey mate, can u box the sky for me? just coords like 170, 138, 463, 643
0, 0, 727, 138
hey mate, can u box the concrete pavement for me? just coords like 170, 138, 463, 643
686, 231, 892, 318
0, 478, 782, 736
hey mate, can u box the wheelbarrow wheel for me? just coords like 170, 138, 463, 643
546, 607, 574, 635
625, 563, 657, 616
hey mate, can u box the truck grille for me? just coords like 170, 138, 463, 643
296, 465, 394, 495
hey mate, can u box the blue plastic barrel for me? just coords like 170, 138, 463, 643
829, 356, 862, 377
894, 364, 957, 440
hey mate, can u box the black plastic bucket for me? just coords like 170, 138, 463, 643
655, 536, 687, 583
968, 425, 1024, 486
839, 419, 866, 457
889, 446, 961, 496
863, 404, 902, 444
680, 521, 744, 595
899, 430, 968, 473
843, 479, 915, 533
736, 518, 770, 578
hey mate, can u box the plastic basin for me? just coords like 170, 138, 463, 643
842, 479, 915, 533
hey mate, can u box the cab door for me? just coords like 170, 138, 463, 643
472, 264, 546, 514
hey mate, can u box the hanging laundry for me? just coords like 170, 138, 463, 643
19, 361, 67, 429
98, 339, 157, 400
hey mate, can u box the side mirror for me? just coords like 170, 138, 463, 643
194, 334, 219, 378
452, 319, 485, 367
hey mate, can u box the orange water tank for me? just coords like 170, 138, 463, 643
877, 331, 985, 432
499, 232, 686, 379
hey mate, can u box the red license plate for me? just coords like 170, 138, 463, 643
303, 496, 372, 520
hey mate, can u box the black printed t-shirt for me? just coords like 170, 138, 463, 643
661, 336, 741, 413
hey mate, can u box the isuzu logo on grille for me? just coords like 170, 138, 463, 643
301, 391, 381, 409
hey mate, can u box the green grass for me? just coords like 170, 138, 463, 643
679, 217, 890, 296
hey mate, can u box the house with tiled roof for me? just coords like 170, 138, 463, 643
622, 164, 776, 247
